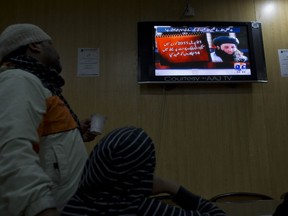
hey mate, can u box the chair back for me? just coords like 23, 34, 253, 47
209, 192, 273, 203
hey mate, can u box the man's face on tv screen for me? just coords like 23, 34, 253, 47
219, 43, 237, 55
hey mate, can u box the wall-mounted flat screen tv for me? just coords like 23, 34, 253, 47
137, 21, 267, 84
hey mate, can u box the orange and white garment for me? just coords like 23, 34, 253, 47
0, 69, 88, 216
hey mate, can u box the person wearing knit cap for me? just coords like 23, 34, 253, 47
210, 35, 248, 62
0, 24, 97, 216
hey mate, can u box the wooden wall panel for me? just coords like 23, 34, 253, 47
1, 0, 288, 200
256, 0, 288, 198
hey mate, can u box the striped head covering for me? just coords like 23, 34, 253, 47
62, 126, 156, 215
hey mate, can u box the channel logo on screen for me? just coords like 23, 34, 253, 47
234, 62, 247, 73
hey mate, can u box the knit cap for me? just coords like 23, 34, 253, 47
0, 23, 52, 61
213, 36, 239, 46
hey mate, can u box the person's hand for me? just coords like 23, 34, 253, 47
80, 118, 98, 142
36, 208, 60, 216
152, 175, 180, 196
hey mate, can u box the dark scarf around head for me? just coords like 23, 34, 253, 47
8, 55, 82, 131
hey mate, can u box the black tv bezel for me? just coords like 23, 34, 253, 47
137, 21, 267, 84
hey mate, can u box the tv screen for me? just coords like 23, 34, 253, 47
137, 21, 267, 84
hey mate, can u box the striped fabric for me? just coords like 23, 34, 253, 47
62, 127, 226, 216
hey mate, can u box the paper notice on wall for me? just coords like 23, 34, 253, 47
77, 48, 100, 77
278, 49, 288, 77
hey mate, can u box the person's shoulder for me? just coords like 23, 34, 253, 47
0, 68, 50, 96
1, 68, 43, 85
1, 68, 37, 78
210, 52, 222, 62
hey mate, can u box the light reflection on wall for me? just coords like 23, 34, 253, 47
262, 1, 276, 16
256, 1, 277, 21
